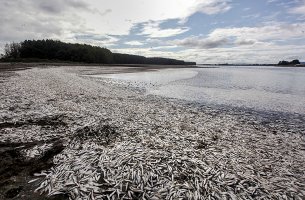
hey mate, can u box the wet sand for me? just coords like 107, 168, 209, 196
0, 64, 304, 199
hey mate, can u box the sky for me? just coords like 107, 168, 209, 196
0, 0, 305, 64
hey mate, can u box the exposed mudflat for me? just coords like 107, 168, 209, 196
0, 65, 304, 200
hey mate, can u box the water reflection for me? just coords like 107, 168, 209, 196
95, 66, 305, 114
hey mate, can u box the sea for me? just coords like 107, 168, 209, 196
93, 66, 305, 115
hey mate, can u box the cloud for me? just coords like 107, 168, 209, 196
38, 0, 89, 14
0, 1, 85, 41
267, 0, 279, 4
289, 0, 305, 16
171, 22, 305, 50
152, 46, 179, 50
67, 33, 120, 47
99, 9, 112, 16
172, 36, 229, 49
124, 41, 144, 46
277, 0, 300, 8
0, 0, 232, 44
234, 39, 256, 46
242, 14, 261, 19
208, 22, 305, 42
139, 22, 189, 38
194, 0, 231, 15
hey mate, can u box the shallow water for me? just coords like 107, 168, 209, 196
95, 66, 305, 114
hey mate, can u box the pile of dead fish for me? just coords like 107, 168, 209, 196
33, 140, 233, 200
1, 66, 304, 200
30, 121, 285, 200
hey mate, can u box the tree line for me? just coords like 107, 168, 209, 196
278, 59, 300, 66
1, 39, 196, 65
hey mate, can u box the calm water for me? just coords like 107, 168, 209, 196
95, 66, 305, 114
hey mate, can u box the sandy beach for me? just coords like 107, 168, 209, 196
0, 65, 304, 200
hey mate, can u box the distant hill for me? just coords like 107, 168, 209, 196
0, 39, 196, 65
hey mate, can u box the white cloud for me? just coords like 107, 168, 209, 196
172, 36, 229, 49
0, 0, 231, 46
234, 38, 257, 46
153, 22, 305, 63
170, 22, 305, 51
124, 41, 144, 46
277, 0, 300, 8
208, 22, 305, 41
193, 0, 231, 15
289, 0, 305, 16
152, 46, 179, 50
140, 22, 189, 38
267, 0, 279, 4
66, 34, 120, 47
0, 1, 88, 42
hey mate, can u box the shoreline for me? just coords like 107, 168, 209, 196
0, 62, 200, 77
0, 65, 304, 199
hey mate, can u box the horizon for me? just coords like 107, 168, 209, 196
1, 0, 305, 64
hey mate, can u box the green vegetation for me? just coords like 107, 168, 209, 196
1, 39, 196, 65
278, 59, 300, 66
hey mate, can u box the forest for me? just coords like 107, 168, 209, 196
0, 40, 196, 65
